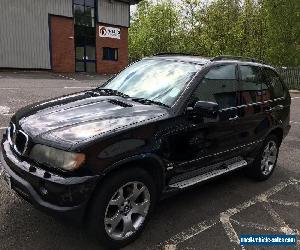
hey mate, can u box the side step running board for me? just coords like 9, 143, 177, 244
169, 160, 248, 189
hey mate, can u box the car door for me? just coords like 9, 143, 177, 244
235, 64, 269, 156
261, 67, 289, 132
165, 63, 244, 174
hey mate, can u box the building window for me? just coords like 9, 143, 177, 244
74, 0, 95, 27
103, 48, 118, 61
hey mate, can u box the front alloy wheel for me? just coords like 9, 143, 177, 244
88, 168, 156, 249
104, 181, 151, 240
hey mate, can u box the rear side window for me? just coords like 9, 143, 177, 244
239, 65, 263, 104
192, 64, 238, 109
262, 68, 284, 99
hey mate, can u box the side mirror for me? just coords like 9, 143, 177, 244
190, 101, 219, 118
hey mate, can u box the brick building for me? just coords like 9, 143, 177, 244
0, 0, 139, 74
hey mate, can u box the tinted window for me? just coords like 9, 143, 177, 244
74, 0, 95, 27
262, 68, 284, 99
239, 65, 262, 104
85, 0, 95, 7
192, 64, 237, 109
103, 48, 118, 61
74, 0, 85, 4
205, 64, 236, 79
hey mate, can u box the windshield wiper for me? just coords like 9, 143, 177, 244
129, 97, 170, 108
94, 89, 169, 107
95, 88, 130, 98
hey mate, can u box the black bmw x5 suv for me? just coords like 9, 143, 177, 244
1, 55, 291, 248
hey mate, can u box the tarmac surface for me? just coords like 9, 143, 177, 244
0, 71, 299, 250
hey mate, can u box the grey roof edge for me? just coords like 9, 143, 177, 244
116, 0, 142, 5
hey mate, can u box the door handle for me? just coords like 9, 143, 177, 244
229, 115, 239, 121
265, 105, 284, 113
275, 104, 284, 110
265, 107, 272, 113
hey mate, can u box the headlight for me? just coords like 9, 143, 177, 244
29, 144, 85, 171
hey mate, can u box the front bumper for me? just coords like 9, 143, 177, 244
0, 139, 98, 223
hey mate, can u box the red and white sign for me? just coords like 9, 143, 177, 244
99, 26, 120, 39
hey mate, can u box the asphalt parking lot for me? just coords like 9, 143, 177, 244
0, 71, 299, 250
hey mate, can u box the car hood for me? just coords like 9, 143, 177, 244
14, 91, 169, 146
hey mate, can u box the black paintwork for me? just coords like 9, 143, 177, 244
0, 55, 291, 221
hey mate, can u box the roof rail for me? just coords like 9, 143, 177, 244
211, 55, 263, 63
154, 52, 200, 57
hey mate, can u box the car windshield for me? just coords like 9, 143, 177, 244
102, 59, 201, 106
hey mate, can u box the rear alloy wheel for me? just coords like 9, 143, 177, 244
246, 134, 279, 181
260, 140, 278, 176
104, 181, 151, 240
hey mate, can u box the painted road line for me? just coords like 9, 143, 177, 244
0, 106, 13, 117
0, 106, 10, 114
230, 218, 283, 232
150, 178, 300, 250
0, 86, 93, 89
64, 86, 94, 89
220, 212, 242, 247
164, 245, 176, 250
58, 74, 76, 81
0, 88, 19, 90
153, 218, 219, 250
291, 96, 300, 100
290, 121, 300, 125
262, 202, 294, 235
268, 199, 300, 207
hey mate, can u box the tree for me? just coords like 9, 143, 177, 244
129, 0, 180, 62
129, 0, 300, 66
262, 0, 300, 66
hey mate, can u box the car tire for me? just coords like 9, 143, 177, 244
87, 167, 156, 249
246, 134, 279, 181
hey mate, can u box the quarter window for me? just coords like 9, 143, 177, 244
239, 65, 263, 104
192, 64, 238, 109
262, 68, 284, 99
103, 48, 118, 61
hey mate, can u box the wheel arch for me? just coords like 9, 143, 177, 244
83, 154, 166, 222
268, 127, 284, 145
88, 153, 165, 203
104, 154, 166, 193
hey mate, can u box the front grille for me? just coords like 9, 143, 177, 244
8, 123, 29, 156
9, 123, 15, 141
15, 131, 28, 155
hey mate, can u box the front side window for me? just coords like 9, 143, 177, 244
103, 59, 201, 106
262, 68, 284, 99
191, 64, 238, 109
239, 65, 263, 104
103, 48, 118, 61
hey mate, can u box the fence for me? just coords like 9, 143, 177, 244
276, 67, 300, 90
